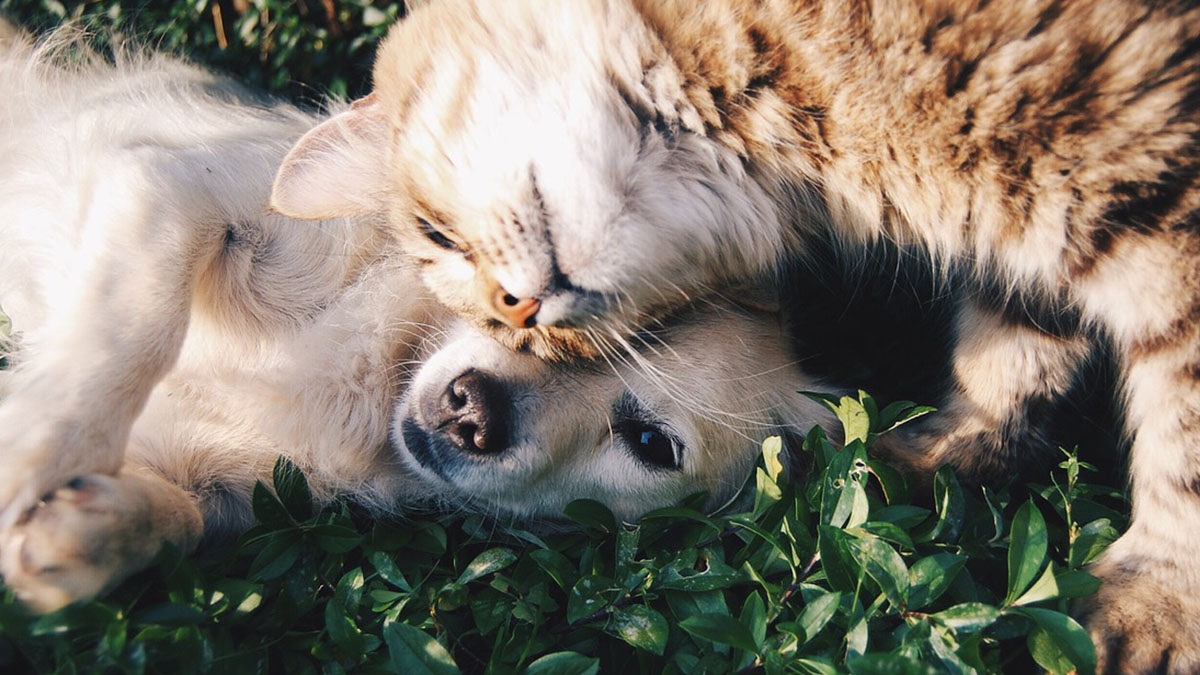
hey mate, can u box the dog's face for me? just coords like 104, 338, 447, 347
394, 302, 827, 521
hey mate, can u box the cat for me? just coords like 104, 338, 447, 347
270, 1, 1200, 670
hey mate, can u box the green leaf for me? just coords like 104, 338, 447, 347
875, 505, 931, 530
134, 603, 206, 627
876, 400, 936, 434
679, 613, 760, 654
931, 603, 1001, 633
272, 456, 313, 520
616, 525, 639, 572
562, 499, 617, 533
309, 524, 362, 553
845, 536, 909, 608
847, 653, 938, 675
754, 466, 785, 516
1053, 570, 1101, 599
845, 609, 869, 661
1028, 626, 1077, 675
866, 459, 909, 504
30, 603, 118, 636
795, 657, 842, 675
567, 576, 615, 624
1070, 518, 1120, 568
605, 605, 669, 656
923, 467, 964, 543
655, 553, 743, 592
248, 530, 302, 580
469, 588, 512, 635
839, 394, 872, 443
1011, 607, 1096, 674
1010, 563, 1059, 607
907, 553, 966, 610
818, 525, 863, 593
530, 549, 576, 591
1005, 501, 1049, 605
638, 507, 724, 534
251, 480, 294, 529
762, 435, 785, 482
325, 568, 366, 654
795, 591, 842, 643
370, 551, 413, 592
822, 440, 871, 528
383, 622, 461, 675
457, 548, 518, 584
851, 521, 915, 551
740, 593, 767, 651
524, 651, 600, 675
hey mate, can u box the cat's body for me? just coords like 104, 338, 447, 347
272, 1, 1200, 670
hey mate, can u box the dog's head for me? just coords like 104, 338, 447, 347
394, 301, 830, 522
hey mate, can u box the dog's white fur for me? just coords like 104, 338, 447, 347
0, 28, 829, 612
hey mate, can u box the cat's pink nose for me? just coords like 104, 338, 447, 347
493, 289, 541, 328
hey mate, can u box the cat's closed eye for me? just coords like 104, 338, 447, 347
417, 216, 459, 252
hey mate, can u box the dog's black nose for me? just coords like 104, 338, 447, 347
435, 370, 510, 454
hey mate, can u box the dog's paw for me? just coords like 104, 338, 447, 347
1077, 558, 1200, 674
0, 475, 170, 613
0, 418, 125, 532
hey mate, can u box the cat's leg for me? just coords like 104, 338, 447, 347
0, 150, 228, 529
1072, 234, 1200, 673
0, 468, 203, 613
880, 298, 1094, 482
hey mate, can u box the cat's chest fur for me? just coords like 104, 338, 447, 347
634, 0, 1200, 292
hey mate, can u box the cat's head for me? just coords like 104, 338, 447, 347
395, 300, 827, 521
270, 0, 787, 359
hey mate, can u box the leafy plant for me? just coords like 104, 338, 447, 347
0, 0, 408, 101
0, 392, 1127, 673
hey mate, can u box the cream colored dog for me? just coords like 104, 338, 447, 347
0, 28, 828, 612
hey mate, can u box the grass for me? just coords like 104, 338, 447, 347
0, 3, 1132, 672
0, 393, 1128, 673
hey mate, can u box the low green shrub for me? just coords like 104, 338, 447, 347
0, 393, 1127, 673
0, 0, 403, 101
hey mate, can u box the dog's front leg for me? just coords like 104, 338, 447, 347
0, 150, 226, 530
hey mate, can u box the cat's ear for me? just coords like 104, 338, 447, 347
270, 94, 390, 219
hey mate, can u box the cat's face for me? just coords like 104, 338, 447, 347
396, 301, 825, 521
270, 0, 786, 359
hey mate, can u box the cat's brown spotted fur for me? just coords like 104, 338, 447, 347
272, 1, 1200, 669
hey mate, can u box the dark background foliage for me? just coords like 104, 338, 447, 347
0, 0, 408, 102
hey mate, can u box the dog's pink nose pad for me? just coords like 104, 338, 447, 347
493, 288, 541, 328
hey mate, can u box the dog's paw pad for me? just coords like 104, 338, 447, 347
0, 475, 152, 613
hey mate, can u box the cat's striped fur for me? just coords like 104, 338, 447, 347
272, 1, 1200, 670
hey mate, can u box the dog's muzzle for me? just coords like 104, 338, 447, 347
399, 369, 513, 479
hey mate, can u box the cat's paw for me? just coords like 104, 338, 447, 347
0, 475, 171, 613
1078, 558, 1200, 674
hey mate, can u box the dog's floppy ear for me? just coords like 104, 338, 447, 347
270, 94, 390, 219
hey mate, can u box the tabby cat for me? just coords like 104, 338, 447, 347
271, 1, 1200, 670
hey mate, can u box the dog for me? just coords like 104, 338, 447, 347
0, 26, 832, 613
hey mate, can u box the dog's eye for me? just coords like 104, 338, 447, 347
417, 217, 458, 251
620, 423, 680, 471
